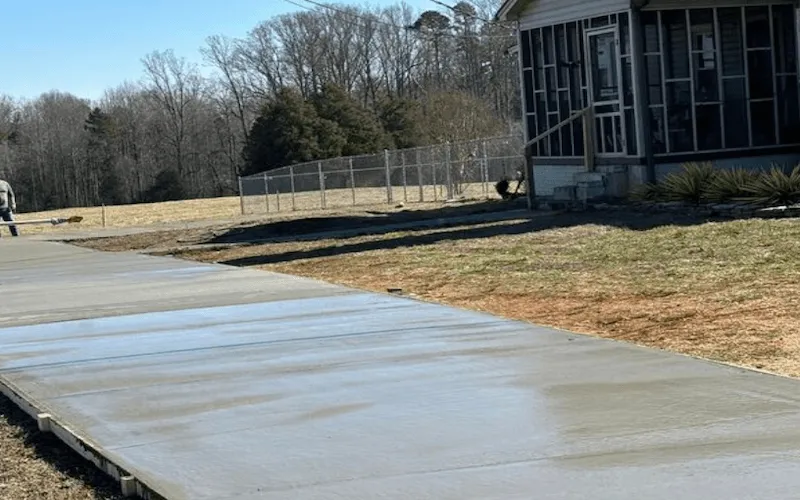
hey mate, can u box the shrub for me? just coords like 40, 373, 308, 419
661, 161, 716, 204
704, 167, 760, 202
741, 164, 800, 206
629, 182, 665, 202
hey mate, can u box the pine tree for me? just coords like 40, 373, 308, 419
242, 87, 345, 175
85, 107, 125, 205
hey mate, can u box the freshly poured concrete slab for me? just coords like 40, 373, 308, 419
2, 240, 800, 499
0, 240, 354, 328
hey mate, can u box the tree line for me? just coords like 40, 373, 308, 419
0, 0, 519, 211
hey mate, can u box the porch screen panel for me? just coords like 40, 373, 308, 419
519, 12, 635, 158
773, 4, 800, 144
641, 3, 800, 156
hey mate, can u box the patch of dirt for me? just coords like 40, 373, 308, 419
73, 199, 524, 252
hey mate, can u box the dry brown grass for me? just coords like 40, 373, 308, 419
0, 396, 123, 499
10, 196, 244, 236
241, 183, 494, 215
10, 183, 498, 236
169, 213, 800, 377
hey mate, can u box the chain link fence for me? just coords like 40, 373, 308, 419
239, 135, 525, 215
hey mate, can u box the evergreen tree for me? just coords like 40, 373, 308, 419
242, 87, 345, 176
312, 84, 391, 156
376, 96, 429, 149
85, 107, 125, 205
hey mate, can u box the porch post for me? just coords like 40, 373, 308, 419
524, 145, 537, 210
515, 20, 538, 209
630, 4, 656, 184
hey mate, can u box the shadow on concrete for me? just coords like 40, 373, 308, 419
219, 209, 728, 268
0, 394, 124, 499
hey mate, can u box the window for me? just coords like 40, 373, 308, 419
691, 10, 718, 103
745, 7, 771, 49
772, 5, 797, 74
640, 4, 800, 155
719, 8, 745, 76
723, 79, 749, 148
589, 31, 619, 103
777, 75, 800, 143
748, 51, 773, 99
521, 30, 532, 69
662, 10, 690, 79
666, 81, 693, 152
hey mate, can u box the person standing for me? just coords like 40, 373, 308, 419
0, 178, 19, 237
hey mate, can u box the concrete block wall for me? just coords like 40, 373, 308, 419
533, 165, 588, 196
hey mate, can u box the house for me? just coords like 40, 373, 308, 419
496, 0, 800, 206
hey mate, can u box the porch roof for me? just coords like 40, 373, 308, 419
494, 0, 535, 21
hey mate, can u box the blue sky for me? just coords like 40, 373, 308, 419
1, 0, 432, 102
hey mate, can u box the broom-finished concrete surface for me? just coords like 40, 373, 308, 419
1, 239, 800, 499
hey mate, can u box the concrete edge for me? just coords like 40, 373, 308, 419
65, 235, 800, 386
38, 239, 800, 385
375, 287, 800, 384
0, 375, 167, 500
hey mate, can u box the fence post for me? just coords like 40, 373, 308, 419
416, 149, 423, 202
481, 140, 489, 197
276, 188, 281, 211
289, 166, 296, 211
445, 142, 454, 200
432, 152, 438, 202
237, 176, 245, 215
384, 149, 392, 204
318, 162, 326, 209
349, 158, 356, 206
401, 151, 408, 203
263, 173, 270, 213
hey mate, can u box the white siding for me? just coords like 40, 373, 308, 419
518, 0, 629, 29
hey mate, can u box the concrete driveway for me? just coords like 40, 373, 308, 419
1, 239, 800, 499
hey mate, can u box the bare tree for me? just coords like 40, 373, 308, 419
0, 0, 521, 211
202, 35, 252, 144
239, 20, 285, 100
141, 49, 205, 178
274, 12, 327, 97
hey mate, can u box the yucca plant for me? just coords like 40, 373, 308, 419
629, 182, 665, 202
740, 164, 800, 206
704, 167, 760, 202
661, 161, 716, 205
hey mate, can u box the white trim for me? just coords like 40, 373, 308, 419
585, 25, 628, 156
630, 9, 647, 156
519, 5, 629, 30
517, 25, 530, 147
713, 8, 727, 148
687, 10, 699, 151
742, 6, 754, 147
657, 11, 672, 152
653, 142, 800, 157
642, 0, 791, 10
796, 6, 800, 126
769, 5, 781, 143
